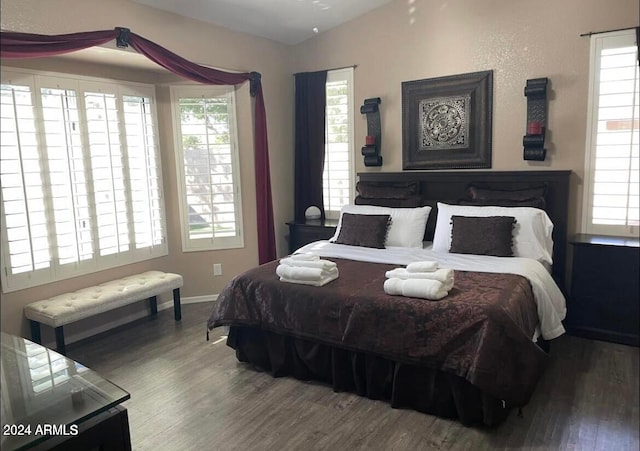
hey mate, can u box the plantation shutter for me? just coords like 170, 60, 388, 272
1, 69, 168, 292
0, 79, 51, 277
323, 68, 354, 218
584, 30, 639, 236
122, 94, 164, 250
173, 86, 244, 252
40, 81, 94, 267
84, 86, 129, 257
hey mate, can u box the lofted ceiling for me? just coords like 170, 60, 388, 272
16, 0, 395, 73
132, 0, 395, 45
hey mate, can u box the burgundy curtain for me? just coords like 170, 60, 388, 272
294, 71, 328, 221
0, 28, 276, 264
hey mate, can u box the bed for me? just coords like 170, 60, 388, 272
207, 170, 571, 427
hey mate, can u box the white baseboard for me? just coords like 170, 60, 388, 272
181, 294, 218, 304
43, 294, 218, 349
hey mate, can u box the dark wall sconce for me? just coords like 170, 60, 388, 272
360, 97, 382, 166
523, 78, 549, 161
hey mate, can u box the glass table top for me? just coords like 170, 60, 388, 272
0, 332, 130, 450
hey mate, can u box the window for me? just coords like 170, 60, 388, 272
0, 69, 167, 292
171, 85, 243, 251
323, 68, 355, 219
583, 29, 639, 237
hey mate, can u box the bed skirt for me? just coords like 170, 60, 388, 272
226, 325, 511, 427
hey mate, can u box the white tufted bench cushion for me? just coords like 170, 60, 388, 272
24, 271, 183, 354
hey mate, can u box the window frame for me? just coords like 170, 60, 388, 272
0, 68, 168, 292
170, 84, 244, 252
323, 67, 355, 220
582, 29, 639, 237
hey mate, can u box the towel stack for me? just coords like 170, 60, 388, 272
383, 261, 454, 301
276, 253, 339, 286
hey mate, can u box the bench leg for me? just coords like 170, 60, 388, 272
30, 321, 42, 344
55, 326, 66, 355
149, 296, 158, 316
173, 288, 182, 321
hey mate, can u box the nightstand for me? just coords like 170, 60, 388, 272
565, 234, 639, 346
286, 219, 338, 254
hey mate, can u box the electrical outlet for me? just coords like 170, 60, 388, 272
213, 263, 222, 276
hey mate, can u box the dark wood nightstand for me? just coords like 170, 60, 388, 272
565, 234, 639, 346
286, 219, 338, 254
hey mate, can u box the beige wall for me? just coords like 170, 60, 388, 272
0, 0, 638, 340
0, 0, 294, 339
291, 0, 638, 235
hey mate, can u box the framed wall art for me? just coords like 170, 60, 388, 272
402, 70, 493, 170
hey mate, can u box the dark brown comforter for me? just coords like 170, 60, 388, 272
208, 258, 547, 406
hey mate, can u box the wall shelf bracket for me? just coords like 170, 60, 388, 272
360, 97, 382, 167
523, 77, 549, 161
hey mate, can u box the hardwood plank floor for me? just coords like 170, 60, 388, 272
67, 303, 639, 451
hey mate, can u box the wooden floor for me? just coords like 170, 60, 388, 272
67, 303, 640, 451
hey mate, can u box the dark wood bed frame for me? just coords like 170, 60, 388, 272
357, 170, 571, 292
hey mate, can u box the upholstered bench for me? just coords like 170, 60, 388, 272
24, 271, 183, 355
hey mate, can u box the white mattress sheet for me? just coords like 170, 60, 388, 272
294, 241, 567, 341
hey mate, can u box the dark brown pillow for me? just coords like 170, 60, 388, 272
463, 184, 546, 209
335, 213, 391, 249
354, 195, 421, 208
449, 215, 516, 257
356, 181, 419, 199
458, 198, 546, 209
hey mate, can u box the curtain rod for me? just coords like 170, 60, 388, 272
580, 26, 638, 37
294, 64, 357, 76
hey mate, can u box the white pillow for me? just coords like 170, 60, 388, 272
330, 204, 432, 248
432, 202, 554, 265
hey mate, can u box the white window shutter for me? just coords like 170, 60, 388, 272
584, 30, 639, 236
323, 68, 355, 219
1, 69, 168, 292
122, 94, 165, 250
172, 86, 244, 251
40, 85, 95, 266
84, 89, 129, 257
1, 81, 51, 277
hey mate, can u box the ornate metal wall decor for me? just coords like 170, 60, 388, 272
402, 70, 493, 170
420, 95, 470, 149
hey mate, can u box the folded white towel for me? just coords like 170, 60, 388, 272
277, 264, 322, 281
289, 253, 320, 261
383, 277, 449, 300
279, 271, 339, 287
276, 264, 338, 282
406, 260, 439, 273
384, 268, 454, 291
280, 257, 337, 271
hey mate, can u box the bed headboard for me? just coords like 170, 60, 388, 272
357, 170, 571, 291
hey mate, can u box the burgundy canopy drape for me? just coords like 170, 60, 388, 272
0, 28, 276, 264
